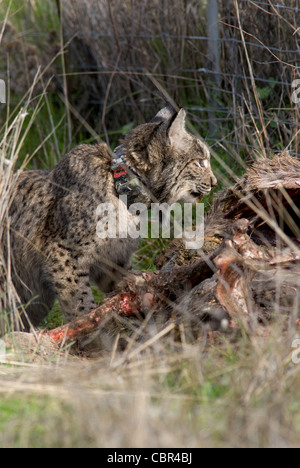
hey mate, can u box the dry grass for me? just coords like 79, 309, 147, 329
0, 100, 32, 333
59, 0, 300, 158
1, 323, 300, 448
1, 0, 300, 449
0, 60, 61, 333
61, 0, 207, 137
0, 3, 65, 332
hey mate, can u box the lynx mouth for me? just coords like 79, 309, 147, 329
191, 190, 210, 199
191, 191, 203, 198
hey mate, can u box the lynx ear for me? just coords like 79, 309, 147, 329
151, 103, 176, 124
168, 108, 187, 148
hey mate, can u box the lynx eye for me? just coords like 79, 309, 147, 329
198, 159, 209, 169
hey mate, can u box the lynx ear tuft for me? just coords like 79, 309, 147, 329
151, 103, 177, 124
168, 108, 188, 148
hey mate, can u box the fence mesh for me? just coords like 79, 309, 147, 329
16, 0, 300, 161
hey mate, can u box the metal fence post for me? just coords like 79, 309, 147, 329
206, 0, 221, 135
207, 0, 221, 89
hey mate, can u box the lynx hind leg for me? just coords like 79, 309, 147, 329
49, 248, 96, 323
12, 275, 56, 331
20, 299, 54, 331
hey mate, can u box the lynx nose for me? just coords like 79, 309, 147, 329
210, 173, 218, 188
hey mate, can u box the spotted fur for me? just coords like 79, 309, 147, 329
6, 105, 217, 329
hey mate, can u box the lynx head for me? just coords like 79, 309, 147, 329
122, 104, 217, 204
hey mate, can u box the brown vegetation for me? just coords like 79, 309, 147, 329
7, 151, 299, 358
60, 0, 300, 154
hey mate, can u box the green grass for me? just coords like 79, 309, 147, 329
1, 329, 300, 448
1, 0, 300, 449
0, 395, 79, 448
0, 0, 60, 34
40, 300, 64, 330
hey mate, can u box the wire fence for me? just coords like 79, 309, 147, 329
19, 0, 300, 160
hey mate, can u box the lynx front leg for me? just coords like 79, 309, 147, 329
49, 250, 96, 323
56, 272, 96, 323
